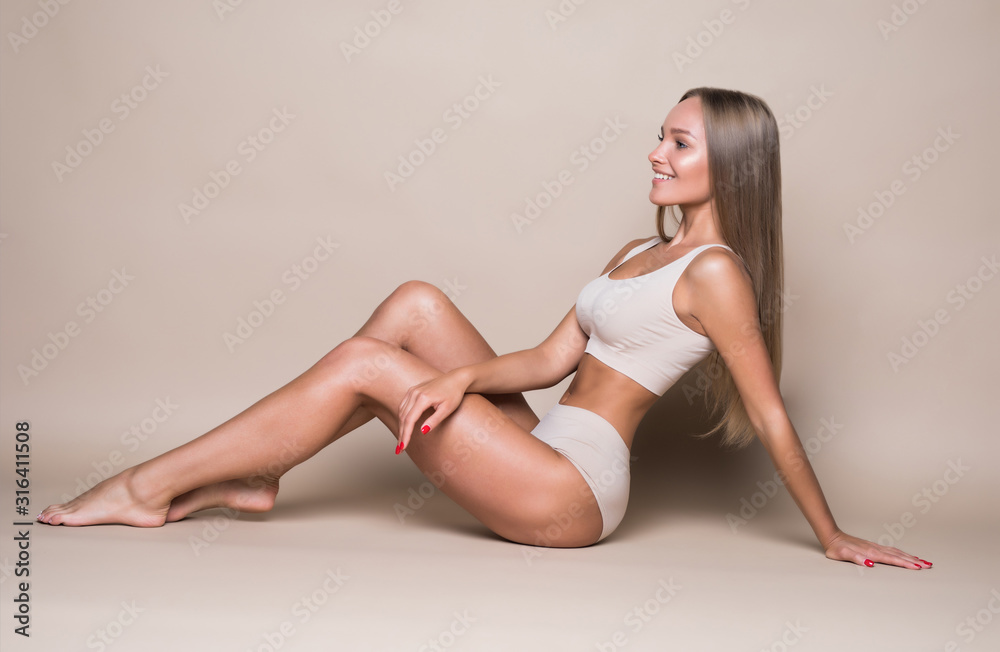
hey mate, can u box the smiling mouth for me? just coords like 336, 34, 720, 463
653, 173, 675, 180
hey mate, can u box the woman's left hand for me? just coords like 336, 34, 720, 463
822, 530, 933, 570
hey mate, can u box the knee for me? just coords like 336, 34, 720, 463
323, 336, 399, 392
392, 279, 446, 303
388, 280, 453, 333
326, 335, 395, 365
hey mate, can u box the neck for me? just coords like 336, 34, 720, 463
663, 200, 722, 247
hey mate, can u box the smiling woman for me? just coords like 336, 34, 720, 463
649, 88, 784, 453
37, 86, 931, 571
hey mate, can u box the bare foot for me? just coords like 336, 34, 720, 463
37, 467, 170, 527
165, 476, 279, 522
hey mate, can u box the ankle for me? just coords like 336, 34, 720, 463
122, 464, 174, 508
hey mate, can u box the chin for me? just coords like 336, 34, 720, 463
650, 190, 678, 206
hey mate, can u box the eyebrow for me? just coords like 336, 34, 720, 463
669, 127, 697, 139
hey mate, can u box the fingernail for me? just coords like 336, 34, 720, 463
920, 559, 932, 566
421, 425, 430, 434
395, 441, 402, 455
864, 559, 874, 567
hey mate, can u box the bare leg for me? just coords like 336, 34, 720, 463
39, 298, 602, 544
163, 281, 540, 521
39, 282, 554, 531
37, 343, 370, 526
120, 333, 599, 544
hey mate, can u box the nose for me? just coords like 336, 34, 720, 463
649, 143, 665, 165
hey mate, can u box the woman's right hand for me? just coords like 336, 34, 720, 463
396, 369, 472, 453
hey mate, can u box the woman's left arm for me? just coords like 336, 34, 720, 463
686, 251, 931, 570
754, 412, 929, 569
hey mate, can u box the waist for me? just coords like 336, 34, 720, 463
557, 354, 659, 449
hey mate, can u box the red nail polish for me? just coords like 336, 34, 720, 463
421, 425, 430, 434
864, 559, 874, 567
395, 441, 402, 455
920, 559, 932, 566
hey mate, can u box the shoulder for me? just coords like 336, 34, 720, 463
684, 246, 756, 320
599, 236, 660, 275
687, 246, 751, 285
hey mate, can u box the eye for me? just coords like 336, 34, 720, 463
676, 140, 688, 149
657, 130, 664, 142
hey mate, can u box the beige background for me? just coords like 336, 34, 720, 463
2, 1, 998, 650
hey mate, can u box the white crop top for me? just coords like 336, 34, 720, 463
575, 236, 738, 396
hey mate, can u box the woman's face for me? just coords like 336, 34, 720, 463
648, 96, 711, 211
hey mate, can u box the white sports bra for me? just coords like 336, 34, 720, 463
575, 236, 739, 396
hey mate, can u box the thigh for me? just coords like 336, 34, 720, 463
354, 280, 540, 433
338, 336, 602, 547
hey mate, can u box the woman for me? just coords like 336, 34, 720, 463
39, 87, 931, 570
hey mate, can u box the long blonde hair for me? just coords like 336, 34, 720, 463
656, 87, 784, 450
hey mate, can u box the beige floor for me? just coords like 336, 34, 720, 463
3, 417, 994, 652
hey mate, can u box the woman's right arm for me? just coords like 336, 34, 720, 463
452, 235, 651, 395
453, 305, 589, 395
396, 306, 587, 447
396, 237, 650, 445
